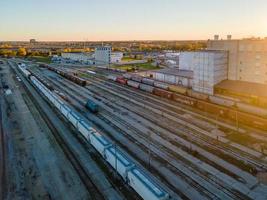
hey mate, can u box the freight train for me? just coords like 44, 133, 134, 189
107, 74, 267, 130
17, 63, 169, 200
39, 64, 87, 87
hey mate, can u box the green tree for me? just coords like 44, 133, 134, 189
17, 47, 27, 56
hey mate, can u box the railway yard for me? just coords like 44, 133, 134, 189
1, 58, 267, 200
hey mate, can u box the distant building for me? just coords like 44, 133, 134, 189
30, 39, 36, 43
111, 52, 123, 63
61, 52, 94, 64
207, 36, 267, 84
95, 46, 111, 65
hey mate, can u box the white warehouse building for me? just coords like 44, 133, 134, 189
95, 46, 111, 65
61, 52, 94, 63
179, 50, 228, 95
95, 46, 123, 65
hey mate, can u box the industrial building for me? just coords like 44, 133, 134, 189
94, 46, 123, 65
95, 46, 112, 65
61, 48, 123, 65
148, 68, 193, 88
191, 51, 228, 94
61, 52, 94, 64
207, 36, 267, 84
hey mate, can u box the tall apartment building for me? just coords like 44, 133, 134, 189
207, 37, 267, 84
95, 46, 111, 65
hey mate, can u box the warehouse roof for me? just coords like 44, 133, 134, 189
152, 68, 193, 78
215, 80, 267, 98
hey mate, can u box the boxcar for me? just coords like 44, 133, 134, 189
228, 109, 267, 130
153, 88, 173, 99
197, 101, 229, 117
116, 77, 127, 85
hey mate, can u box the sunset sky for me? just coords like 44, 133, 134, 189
1, 0, 267, 41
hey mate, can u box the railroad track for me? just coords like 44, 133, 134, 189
0, 80, 6, 200
11, 63, 106, 200
85, 75, 267, 171
45, 74, 252, 200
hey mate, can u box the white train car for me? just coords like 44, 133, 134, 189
105, 146, 134, 180
128, 168, 169, 200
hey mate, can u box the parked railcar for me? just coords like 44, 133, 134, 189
236, 102, 267, 118
131, 76, 143, 83
187, 89, 209, 100
85, 99, 99, 113
128, 168, 169, 200
228, 109, 267, 130
154, 81, 169, 90
169, 85, 187, 95
139, 84, 154, 93
123, 73, 132, 79
209, 96, 235, 107
116, 77, 127, 85
196, 101, 229, 117
153, 88, 173, 99
107, 75, 117, 81
142, 78, 155, 86
173, 93, 197, 106
127, 80, 140, 89
105, 146, 134, 180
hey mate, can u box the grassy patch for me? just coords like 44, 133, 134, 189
112, 62, 159, 71
121, 57, 137, 61
28, 56, 51, 63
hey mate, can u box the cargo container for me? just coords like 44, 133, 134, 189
153, 88, 173, 99
154, 81, 169, 90
209, 96, 235, 107
142, 78, 155, 86
85, 100, 99, 113
187, 89, 209, 100
236, 102, 267, 118
127, 80, 140, 89
169, 85, 187, 95
139, 84, 154, 93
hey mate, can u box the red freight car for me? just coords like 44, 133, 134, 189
196, 101, 229, 117
153, 88, 173, 99
116, 77, 128, 85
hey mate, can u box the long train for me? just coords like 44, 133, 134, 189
107, 74, 267, 131
17, 63, 169, 200
39, 63, 87, 87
